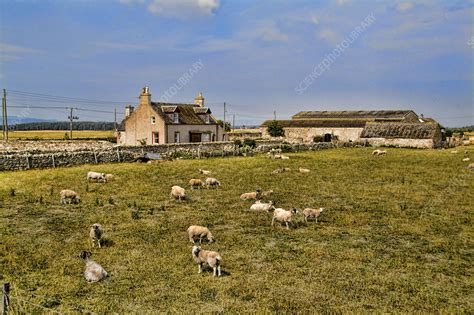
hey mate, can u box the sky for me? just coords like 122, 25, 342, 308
0, 0, 473, 127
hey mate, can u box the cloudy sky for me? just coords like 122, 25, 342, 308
0, 0, 472, 126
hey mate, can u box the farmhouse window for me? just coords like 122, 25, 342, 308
153, 132, 159, 144
174, 131, 180, 143
173, 113, 179, 123
204, 114, 210, 124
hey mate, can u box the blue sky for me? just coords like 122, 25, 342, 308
0, 0, 472, 126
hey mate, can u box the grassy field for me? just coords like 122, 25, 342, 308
0, 147, 472, 313
6, 130, 114, 140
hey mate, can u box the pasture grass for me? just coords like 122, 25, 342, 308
0, 147, 473, 313
7, 130, 114, 140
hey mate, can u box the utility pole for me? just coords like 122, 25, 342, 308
232, 114, 235, 130
223, 102, 227, 141
2, 89, 8, 141
68, 107, 79, 140
274, 110, 276, 120
114, 108, 117, 132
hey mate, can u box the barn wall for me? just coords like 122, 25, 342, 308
262, 127, 364, 142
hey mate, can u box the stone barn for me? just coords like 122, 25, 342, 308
261, 110, 441, 148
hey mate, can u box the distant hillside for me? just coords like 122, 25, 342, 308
6, 116, 55, 125
8, 121, 121, 131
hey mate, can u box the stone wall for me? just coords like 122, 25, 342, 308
362, 138, 435, 148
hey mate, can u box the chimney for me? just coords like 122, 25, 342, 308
125, 104, 134, 117
194, 92, 204, 107
140, 86, 151, 107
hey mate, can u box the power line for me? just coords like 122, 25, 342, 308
8, 89, 133, 104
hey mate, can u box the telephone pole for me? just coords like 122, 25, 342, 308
114, 108, 117, 132
232, 114, 235, 130
68, 107, 79, 140
2, 89, 8, 141
223, 102, 227, 140
274, 110, 276, 120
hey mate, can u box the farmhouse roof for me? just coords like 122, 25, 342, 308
360, 122, 440, 139
151, 102, 217, 125
260, 119, 367, 128
292, 110, 416, 120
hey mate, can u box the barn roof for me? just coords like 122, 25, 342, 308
360, 122, 440, 139
292, 110, 415, 120
260, 119, 367, 128
151, 103, 217, 125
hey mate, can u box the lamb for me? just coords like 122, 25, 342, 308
299, 168, 310, 173
89, 223, 103, 248
189, 178, 205, 189
205, 177, 221, 188
272, 208, 299, 229
87, 171, 107, 183
79, 251, 108, 282
170, 185, 186, 201
281, 155, 290, 160
191, 246, 222, 277
60, 189, 81, 204
462, 157, 470, 162
187, 225, 215, 244
199, 169, 212, 175
250, 200, 274, 212
240, 189, 261, 200
302, 208, 324, 222
372, 149, 387, 156
450, 150, 458, 154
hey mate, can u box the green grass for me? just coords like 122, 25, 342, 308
7, 130, 114, 140
0, 147, 473, 313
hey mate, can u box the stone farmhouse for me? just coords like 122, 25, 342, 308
118, 87, 224, 145
261, 110, 442, 148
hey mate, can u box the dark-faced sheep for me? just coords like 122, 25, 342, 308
192, 246, 222, 277
79, 251, 108, 282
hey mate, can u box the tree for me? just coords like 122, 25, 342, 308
217, 120, 231, 132
267, 120, 284, 137
444, 129, 453, 138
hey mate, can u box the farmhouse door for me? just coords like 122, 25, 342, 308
190, 133, 202, 142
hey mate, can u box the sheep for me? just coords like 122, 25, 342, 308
192, 246, 222, 277
272, 208, 299, 229
468, 163, 474, 171
281, 155, 290, 160
299, 168, 310, 173
79, 251, 108, 282
462, 157, 470, 162
272, 168, 284, 174
302, 208, 324, 222
240, 189, 261, 200
205, 177, 221, 188
260, 190, 274, 198
60, 189, 81, 204
199, 169, 212, 175
187, 225, 215, 244
189, 178, 205, 189
89, 223, 103, 248
372, 149, 387, 156
170, 185, 186, 201
87, 171, 107, 183
451, 150, 458, 154
250, 200, 274, 212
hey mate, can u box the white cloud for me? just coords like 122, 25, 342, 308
0, 43, 40, 62
147, 0, 219, 18
259, 26, 289, 42
93, 41, 150, 51
396, 1, 414, 12
316, 28, 341, 45
335, 0, 351, 6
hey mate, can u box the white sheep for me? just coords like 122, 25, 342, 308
187, 225, 215, 244
240, 189, 261, 200
199, 169, 212, 175
281, 155, 290, 160
60, 189, 81, 204
299, 168, 310, 173
87, 171, 107, 183
90, 223, 103, 248
462, 157, 470, 162
205, 177, 221, 188
79, 251, 108, 282
468, 163, 474, 171
170, 185, 186, 201
372, 149, 387, 156
189, 178, 205, 189
250, 200, 274, 212
302, 208, 324, 222
191, 246, 222, 277
272, 208, 299, 229
451, 150, 458, 154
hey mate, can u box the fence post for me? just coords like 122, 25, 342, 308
116, 148, 120, 162
93, 150, 98, 164
25, 154, 30, 169
51, 154, 55, 168
2, 283, 9, 315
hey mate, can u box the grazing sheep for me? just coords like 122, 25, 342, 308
105, 174, 114, 181
87, 171, 107, 183
299, 168, 310, 173
79, 251, 108, 282
189, 178, 205, 189
272, 168, 284, 174
199, 169, 212, 175
468, 163, 474, 171
187, 225, 215, 244
191, 246, 222, 277
240, 189, 262, 200
272, 208, 299, 229
89, 223, 103, 248
281, 155, 290, 160
372, 149, 387, 156
302, 208, 324, 222
60, 189, 81, 204
451, 150, 458, 154
205, 177, 221, 188
170, 185, 186, 201
260, 190, 274, 198
462, 157, 470, 162
250, 200, 274, 212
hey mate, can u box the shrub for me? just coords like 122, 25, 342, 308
313, 135, 324, 142
243, 138, 256, 148
267, 121, 284, 137
234, 139, 243, 147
